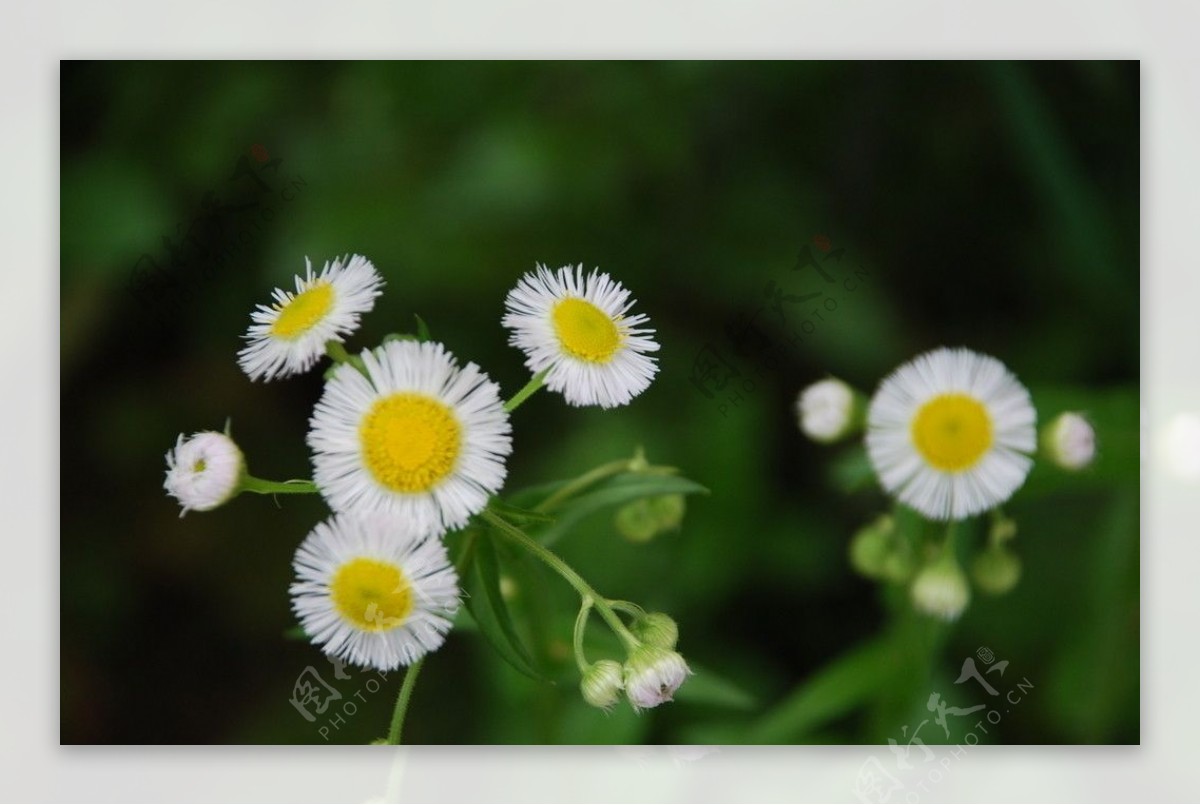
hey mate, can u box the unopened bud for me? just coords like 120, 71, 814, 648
615, 495, 687, 543
911, 553, 971, 621
580, 659, 625, 710
1042, 412, 1096, 471
972, 545, 1022, 595
623, 645, 691, 711
631, 612, 679, 649
796, 378, 861, 444
849, 515, 894, 579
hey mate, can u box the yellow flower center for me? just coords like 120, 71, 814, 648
330, 557, 414, 631
552, 298, 622, 363
270, 282, 334, 339
360, 393, 462, 492
193, 458, 207, 473
911, 393, 994, 472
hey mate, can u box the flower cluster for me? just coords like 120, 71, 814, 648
798, 347, 1097, 621
165, 256, 692, 728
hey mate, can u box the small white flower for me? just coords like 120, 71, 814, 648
308, 340, 512, 539
164, 431, 244, 516
290, 512, 460, 671
580, 659, 625, 710
502, 264, 660, 408
623, 645, 691, 711
866, 347, 1037, 521
796, 378, 857, 443
911, 555, 971, 621
238, 254, 384, 382
1043, 412, 1096, 470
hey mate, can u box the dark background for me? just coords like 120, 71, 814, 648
60, 61, 1139, 744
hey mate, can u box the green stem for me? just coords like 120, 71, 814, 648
480, 508, 640, 650
240, 475, 319, 495
573, 597, 594, 673
503, 370, 549, 413
325, 340, 368, 375
386, 657, 425, 745
325, 340, 353, 364
608, 600, 647, 619
534, 459, 632, 513
943, 520, 958, 554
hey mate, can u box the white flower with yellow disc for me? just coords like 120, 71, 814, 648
290, 512, 460, 671
866, 347, 1036, 521
502, 264, 659, 408
238, 254, 383, 382
307, 340, 512, 538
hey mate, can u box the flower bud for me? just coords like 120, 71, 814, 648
580, 659, 625, 710
615, 495, 687, 543
623, 645, 691, 711
631, 612, 679, 649
972, 545, 1022, 595
649, 494, 686, 531
849, 515, 894, 579
910, 553, 971, 621
615, 498, 658, 542
796, 378, 860, 443
1042, 412, 1096, 471
989, 513, 1018, 544
163, 430, 245, 516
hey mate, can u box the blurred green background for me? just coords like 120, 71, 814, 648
60, 61, 1139, 745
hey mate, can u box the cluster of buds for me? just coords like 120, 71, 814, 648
578, 610, 691, 712
848, 510, 1024, 622
614, 495, 687, 543
797, 375, 1098, 623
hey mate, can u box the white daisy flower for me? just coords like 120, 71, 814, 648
866, 347, 1037, 521
238, 254, 384, 382
163, 431, 244, 516
502, 264, 660, 408
1042, 411, 1096, 471
796, 377, 859, 443
290, 512, 460, 671
308, 340, 512, 538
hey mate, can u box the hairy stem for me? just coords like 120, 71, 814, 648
386, 657, 425, 745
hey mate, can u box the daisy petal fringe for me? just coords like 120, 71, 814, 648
865, 347, 1036, 521
290, 512, 460, 671
238, 254, 384, 382
308, 340, 513, 539
502, 263, 660, 408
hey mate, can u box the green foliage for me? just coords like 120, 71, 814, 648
60, 61, 1139, 744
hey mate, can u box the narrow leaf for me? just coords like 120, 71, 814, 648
749, 636, 896, 743
674, 663, 759, 711
462, 531, 545, 681
534, 472, 709, 547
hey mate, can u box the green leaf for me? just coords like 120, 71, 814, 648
674, 663, 759, 711
282, 624, 310, 641
415, 314, 432, 342
487, 496, 555, 527
749, 636, 897, 743
827, 445, 877, 494
533, 472, 709, 547
461, 531, 545, 681
451, 605, 479, 633
382, 332, 418, 343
